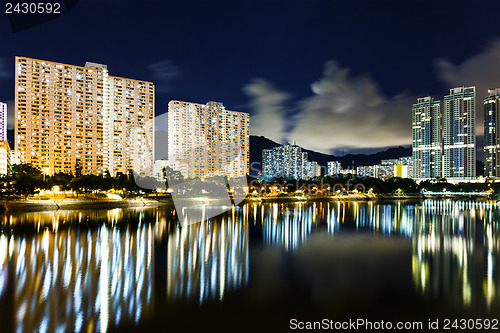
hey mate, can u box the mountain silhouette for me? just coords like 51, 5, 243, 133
250, 135, 413, 176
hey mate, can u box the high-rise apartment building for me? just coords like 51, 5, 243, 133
327, 161, 342, 176
262, 143, 303, 179
356, 165, 376, 178
167, 100, 249, 179
262, 143, 319, 179
0, 141, 10, 175
303, 160, 321, 179
15, 57, 154, 176
484, 88, 500, 177
0, 102, 7, 141
0, 102, 8, 175
412, 96, 442, 179
443, 86, 475, 179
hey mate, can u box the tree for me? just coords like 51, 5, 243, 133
163, 166, 184, 190
47, 172, 74, 191
69, 175, 105, 195
9, 163, 43, 199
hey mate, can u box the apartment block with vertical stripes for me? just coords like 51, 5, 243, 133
14, 56, 154, 176
167, 100, 249, 179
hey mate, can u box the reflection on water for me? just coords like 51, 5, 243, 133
260, 200, 500, 311
0, 200, 498, 332
167, 206, 248, 303
262, 202, 313, 250
413, 200, 500, 310
0, 210, 155, 333
261, 201, 415, 251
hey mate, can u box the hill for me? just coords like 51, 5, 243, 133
250, 135, 412, 176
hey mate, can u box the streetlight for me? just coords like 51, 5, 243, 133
43, 167, 49, 182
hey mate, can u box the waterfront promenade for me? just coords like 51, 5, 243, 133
0, 191, 494, 212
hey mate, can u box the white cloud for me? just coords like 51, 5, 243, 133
147, 59, 181, 93
287, 61, 413, 153
435, 40, 500, 136
243, 79, 291, 144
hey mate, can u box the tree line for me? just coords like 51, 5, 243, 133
2, 163, 497, 199
2, 163, 144, 199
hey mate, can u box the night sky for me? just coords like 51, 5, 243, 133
1, 0, 500, 155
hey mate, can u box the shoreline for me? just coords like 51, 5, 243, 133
0, 193, 492, 212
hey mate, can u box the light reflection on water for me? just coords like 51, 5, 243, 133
261, 201, 416, 251
413, 200, 500, 310
166, 206, 248, 304
0, 217, 155, 333
0, 200, 497, 332
260, 200, 500, 312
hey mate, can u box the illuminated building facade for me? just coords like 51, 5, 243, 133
327, 161, 341, 176
354, 157, 412, 180
0, 141, 10, 175
0, 102, 8, 175
412, 96, 442, 179
484, 88, 500, 177
443, 86, 476, 179
14, 57, 154, 176
356, 165, 376, 177
0, 102, 7, 141
262, 143, 319, 179
167, 100, 249, 179
262, 143, 303, 179
305, 160, 321, 178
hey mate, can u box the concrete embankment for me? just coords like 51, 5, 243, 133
245, 194, 424, 203
0, 194, 427, 212
0, 198, 175, 212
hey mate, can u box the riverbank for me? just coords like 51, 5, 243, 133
0, 198, 175, 212
1, 192, 492, 212
246, 193, 425, 203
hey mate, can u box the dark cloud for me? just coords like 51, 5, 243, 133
244, 62, 414, 154
147, 59, 181, 93
435, 40, 500, 136
288, 61, 413, 153
243, 79, 291, 144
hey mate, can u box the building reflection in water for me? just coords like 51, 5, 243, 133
0, 200, 498, 331
260, 201, 415, 251
261, 202, 313, 251
0, 209, 155, 333
167, 205, 249, 304
258, 199, 499, 311
412, 200, 500, 310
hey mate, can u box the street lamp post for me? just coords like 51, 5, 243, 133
43, 167, 49, 182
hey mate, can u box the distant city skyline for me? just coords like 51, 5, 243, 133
2, 1, 500, 155
262, 142, 320, 180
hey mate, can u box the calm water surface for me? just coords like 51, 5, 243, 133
0, 200, 498, 332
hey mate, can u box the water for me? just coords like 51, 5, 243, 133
0, 200, 498, 332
